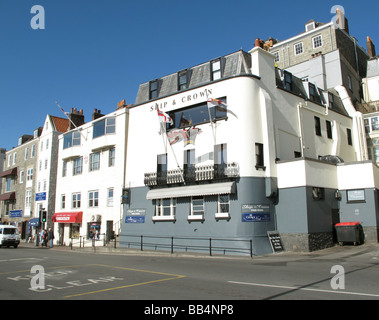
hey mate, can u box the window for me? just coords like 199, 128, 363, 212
154, 198, 176, 220
218, 194, 230, 214
25, 147, 29, 160
89, 152, 100, 171
107, 188, 114, 207
88, 190, 99, 208
61, 194, 66, 209
312, 35, 322, 49
211, 59, 222, 81
7, 155, 11, 167
46, 139, 49, 150
284, 71, 292, 91
93, 117, 116, 138
62, 161, 67, 177
6, 178, 11, 192
157, 154, 167, 185
328, 92, 335, 109
26, 168, 33, 181
255, 143, 264, 169
72, 193, 81, 209
73, 157, 83, 175
190, 196, 204, 218
309, 83, 316, 101
273, 51, 279, 62
43, 180, 46, 192
326, 120, 333, 139
184, 149, 195, 182
44, 159, 48, 170
347, 75, 352, 90
19, 170, 24, 183
315, 116, 322, 136
25, 190, 32, 208
178, 69, 189, 91
63, 131, 81, 149
168, 98, 227, 129
31, 145, 35, 158
149, 79, 159, 100
13, 153, 16, 164
294, 42, 303, 55
109, 148, 115, 167
347, 128, 353, 146
214, 143, 227, 165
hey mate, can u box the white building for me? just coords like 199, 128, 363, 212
53, 104, 129, 246
34, 115, 69, 230
121, 47, 377, 255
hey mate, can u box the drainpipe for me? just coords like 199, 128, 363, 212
297, 103, 305, 157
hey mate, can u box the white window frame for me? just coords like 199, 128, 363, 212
153, 198, 176, 222
25, 189, 32, 208
61, 194, 66, 209
188, 196, 205, 221
215, 194, 230, 220
294, 42, 303, 55
88, 190, 99, 208
312, 35, 322, 49
89, 152, 100, 172
107, 188, 114, 207
72, 192, 81, 209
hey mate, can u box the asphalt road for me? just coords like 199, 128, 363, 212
1, 242, 379, 307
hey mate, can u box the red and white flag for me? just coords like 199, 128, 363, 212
207, 98, 237, 118
157, 108, 173, 125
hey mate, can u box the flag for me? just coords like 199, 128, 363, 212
184, 127, 202, 146
207, 98, 237, 118
167, 129, 187, 146
157, 108, 173, 125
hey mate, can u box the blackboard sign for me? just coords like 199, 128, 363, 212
267, 231, 284, 253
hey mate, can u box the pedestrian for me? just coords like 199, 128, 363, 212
40, 229, 45, 245
48, 228, 54, 248
42, 229, 48, 247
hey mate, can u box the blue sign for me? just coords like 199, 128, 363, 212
9, 210, 23, 218
125, 216, 145, 223
241, 204, 270, 222
242, 213, 270, 222
35, 192, 46, 201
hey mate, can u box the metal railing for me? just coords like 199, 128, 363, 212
69, 233, 108, 249
144, 162, 239, 186
118, 234, 254, 258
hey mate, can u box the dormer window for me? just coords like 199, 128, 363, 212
178, 70, 189, 91
305, 21, 316, 32
211, 59, 222, 81
149, 79, 159, 100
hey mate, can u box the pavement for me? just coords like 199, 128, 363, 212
18, 239, 379, 262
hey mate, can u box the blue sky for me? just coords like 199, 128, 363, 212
0, 0, 377, 151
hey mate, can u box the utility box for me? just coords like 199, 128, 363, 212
335, 222, 363, 246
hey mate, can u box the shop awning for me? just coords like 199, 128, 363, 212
0, 167, 17, 178
52, 211, 83, 223
0, 192, 16, 201
146, 181, 236, 200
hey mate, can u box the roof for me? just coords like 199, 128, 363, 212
51, 116, 70, 133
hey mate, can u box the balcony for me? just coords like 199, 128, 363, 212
144, 162, 239, 186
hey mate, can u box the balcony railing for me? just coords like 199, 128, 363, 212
144, 162, 239, 186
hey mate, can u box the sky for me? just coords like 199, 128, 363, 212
0, 0, 377, 151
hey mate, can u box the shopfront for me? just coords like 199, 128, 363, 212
52, 211, 82, 246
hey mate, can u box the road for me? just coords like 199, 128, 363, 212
1, 242, 379, 307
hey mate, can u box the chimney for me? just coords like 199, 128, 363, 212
367, 36, 376, 58
336, 8, 349, 34
92, 108, 104, 121
116, 99, 126, 110
69, 108, 85, 130
254, 38, 264, 49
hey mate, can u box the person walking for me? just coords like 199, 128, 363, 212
48, 228, 55, 248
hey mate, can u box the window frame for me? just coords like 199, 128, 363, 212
89, 152, 100, 172
294, 42, 304, 55
188, 196, 205, 221
312, 35, 322, 49
72, 192, 81, 209
210, 58, 222, 81
88, 190, 99, 208
153, 198, 176, 221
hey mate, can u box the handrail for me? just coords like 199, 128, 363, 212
118, 234, 254, 258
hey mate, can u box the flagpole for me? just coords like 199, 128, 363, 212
55, 101, 87, 140
205, 90, 216, 145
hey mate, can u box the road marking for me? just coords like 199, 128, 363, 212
64, 264, 186, 298
64, 275, 186, 298
228, 281, 379, 298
